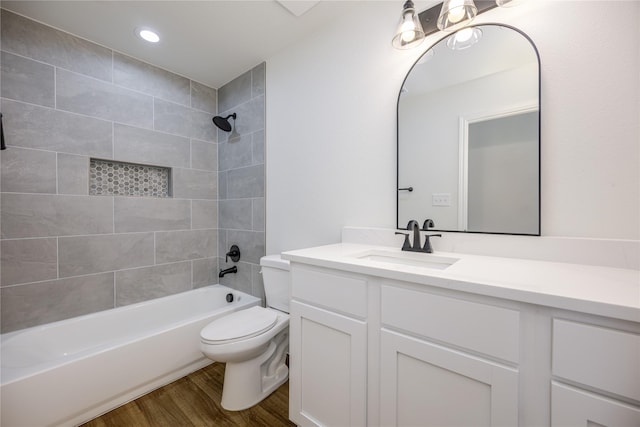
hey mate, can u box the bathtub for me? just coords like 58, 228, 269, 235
0, 284, 260, 427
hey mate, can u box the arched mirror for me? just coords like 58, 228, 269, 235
397, 24, 540, 235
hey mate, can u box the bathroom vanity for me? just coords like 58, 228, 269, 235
282, 242, 640, 427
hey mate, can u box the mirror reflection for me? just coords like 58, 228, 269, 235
397, 25, 540, 235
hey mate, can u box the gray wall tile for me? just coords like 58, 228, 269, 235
252, 130, 265, 164
251, 263, 266, 306
191, 140, 217, 171
220, 95, 265, 137
218, 259, 252, 294
219, 133, 252, 171
1, 147, 57, 193
218, 171, 228, 200
1, 194, 113, 238
154, 98, 216, 141
191, 109, 217, 142
0, 11, 261, 330
57, 69, 153, 128
1, 10, 112, 82
1, 238, 58, 286
226, 230, 265, 264
1, 51, 55, 107
115, 261, 191, 306
0, 273, 115, 333
114, 52, 190, 105
191, 81, 217, 114
153, 98, 192, 138
227, 164, 264, 198
172, 168, 217, 200
58, 232, 154, 277
253, 197, 265, 232
218, 70, 251, 113
218, 229, 228, 261
219, 199, 252, 230
216, 66, 265, 299
192, 200, 218, 230
155, 229, 217, 263
251, 62, 266, 98
57, 153, 89, 195
1, 99, 113, 157
192, 257, 218, 287
114, 123, 190, 169
114, 197, 190, 232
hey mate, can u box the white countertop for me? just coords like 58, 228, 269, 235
282, 243, 640, 323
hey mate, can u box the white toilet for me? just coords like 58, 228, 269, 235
200, 254, 290, 411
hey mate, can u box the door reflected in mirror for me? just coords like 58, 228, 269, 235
397, 24, 540, 235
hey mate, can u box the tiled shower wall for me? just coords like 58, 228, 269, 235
0, 10, 221, 333
216, 65, 266, 302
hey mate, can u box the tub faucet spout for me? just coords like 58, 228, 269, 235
219, 266, 238, 278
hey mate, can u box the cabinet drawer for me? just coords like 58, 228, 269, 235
381, 285, 520, 363
553, 319, 640, 401
291, 266, 367, 318
551, 382, 640, 426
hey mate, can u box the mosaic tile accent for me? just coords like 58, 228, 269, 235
89, 159, 171, 197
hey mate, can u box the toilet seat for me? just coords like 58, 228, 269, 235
201, 306, 277, 345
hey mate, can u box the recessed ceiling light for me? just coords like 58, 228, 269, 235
136, 27, 160, 43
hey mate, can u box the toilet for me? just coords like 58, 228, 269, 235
200, 254, 290, 411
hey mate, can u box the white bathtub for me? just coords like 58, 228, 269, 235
0, 284, 260, 427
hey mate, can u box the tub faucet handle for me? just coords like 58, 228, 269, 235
226, 245, 241, 263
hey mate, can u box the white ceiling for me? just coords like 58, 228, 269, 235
1, 0, 368, 88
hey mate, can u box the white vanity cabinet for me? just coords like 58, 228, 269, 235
286, 245, 640, 427
551, 319, 640, 427
379, 285, 520, 427
289, 266, 368, 427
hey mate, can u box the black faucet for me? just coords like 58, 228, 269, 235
219, 266, 237, 278
420, 218, 441, 253
395, 220, 421, 252
395, 219, 442, 253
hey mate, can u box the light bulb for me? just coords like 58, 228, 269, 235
447, 0, 467, 23
401, 24, 417, 42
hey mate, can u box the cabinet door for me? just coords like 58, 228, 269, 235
552, 382, 640, 427
289, 300, 367, 427
380, 329, 518, 427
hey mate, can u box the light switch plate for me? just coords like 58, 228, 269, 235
432, 193, 451, 206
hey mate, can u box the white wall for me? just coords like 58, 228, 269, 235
266, 1, 640, 255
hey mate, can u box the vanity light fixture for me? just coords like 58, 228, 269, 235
437, 0, 478, 32
392, 0, 426, 50
446, 27, 482, 50
136, 27, 160, 43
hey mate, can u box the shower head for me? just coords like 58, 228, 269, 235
212, 113, 237, 132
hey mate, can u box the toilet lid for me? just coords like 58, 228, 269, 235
201, 306, 277, 344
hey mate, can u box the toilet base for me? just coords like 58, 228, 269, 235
220, 330, 289, 411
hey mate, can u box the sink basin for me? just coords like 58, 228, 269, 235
352, 249, 459, 270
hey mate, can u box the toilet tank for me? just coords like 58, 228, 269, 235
260, 255, 290, 313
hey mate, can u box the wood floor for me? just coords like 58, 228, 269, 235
81, 363, 295, 427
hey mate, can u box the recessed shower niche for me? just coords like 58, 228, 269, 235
89, 158, 171, 198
